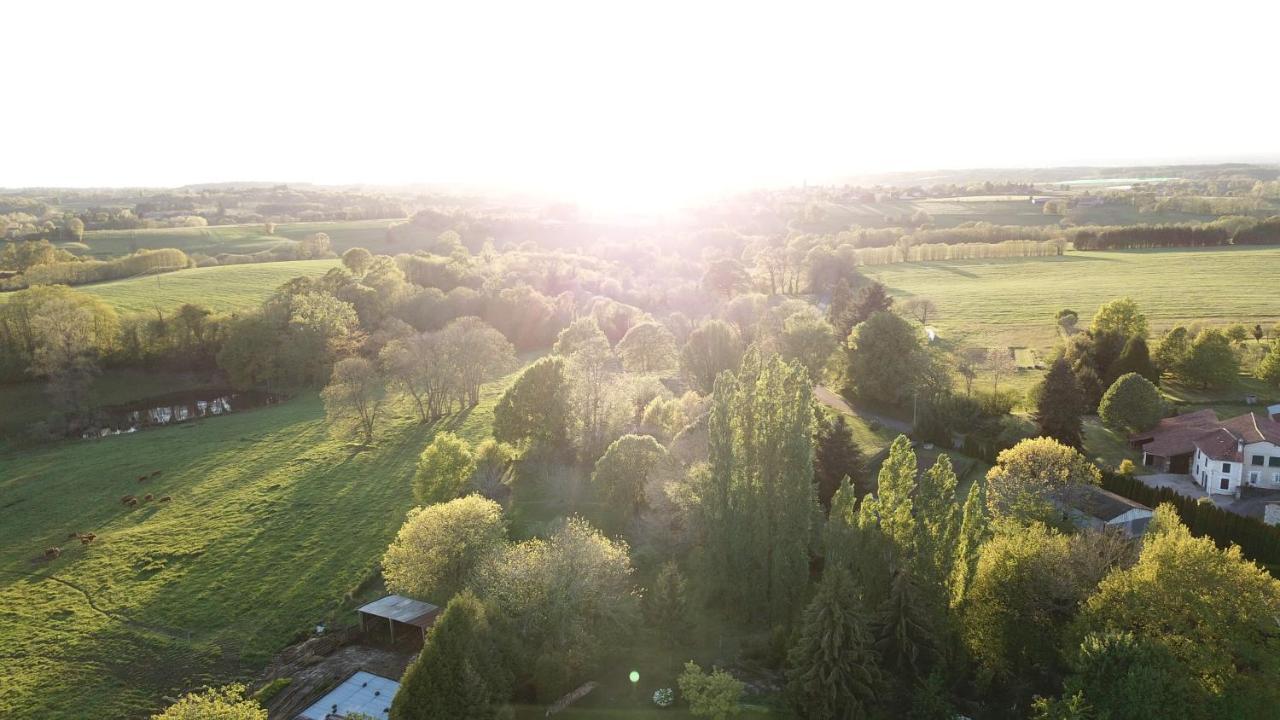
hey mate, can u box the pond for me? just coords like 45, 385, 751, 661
84, 388, 283, 438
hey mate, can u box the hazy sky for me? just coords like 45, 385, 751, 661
6, 0, 1279, 208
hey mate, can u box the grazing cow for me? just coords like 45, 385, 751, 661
159, 496, 172, 502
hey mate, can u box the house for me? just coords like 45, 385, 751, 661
1055, 485, 1154, 536
1132, 410, 1280, 496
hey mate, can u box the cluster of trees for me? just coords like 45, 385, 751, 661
1, 247, 191, 290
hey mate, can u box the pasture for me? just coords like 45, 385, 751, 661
64, 259, 339, 315
863, 246, 1280, 351
0, 372, 516, 719
76, 219, 399, 258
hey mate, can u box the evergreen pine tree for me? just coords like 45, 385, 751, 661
815, 413, 868, 508
829, 277, 858, 339
850, 282, 894, 327
875, 565, 936, 692
1110, 335, 1160, 385
644, 561, 692, 651
1034, 358, 1085, 448
391, 592, 508, 720
786, 566, 883, 720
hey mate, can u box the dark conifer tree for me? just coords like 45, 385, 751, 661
786, 565, 883, 719
815, 413, 868, 507
849, 282, 894, 327
1110, 335, 1160, 386
1035, 358, 1085, 448
391, 592, 508, 720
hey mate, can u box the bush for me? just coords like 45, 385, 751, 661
1098, 373, 1165, 432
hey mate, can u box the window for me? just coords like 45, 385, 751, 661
1220, 477, 1230, 490
1253, 455, 1266, 465
1249, 471, 1260, 484
1222, 462, 1231, 473
1269, 457, 1280, 468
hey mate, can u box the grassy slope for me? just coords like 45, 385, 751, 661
60, 260, 339, 315
0, 371, 515, 719
863, 246, 1280, 351
77, 220, 398, 258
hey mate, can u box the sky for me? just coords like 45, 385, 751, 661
5, 0, 1279, 209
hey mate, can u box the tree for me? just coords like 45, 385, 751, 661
591, 434, 667, 522
297, 231, 330, 259
552, 316, 607, 356
949, 480, 988, 608
413, 432, 477, 503
849, 282, 893, 326
439, 317, 516, 406
814, 413, 867, 507
1182, 329, 1239, 388
472, 438, 516, 497
1252, 324, 1265, 344
1257, 342, 1280, 388
1056, 631, 1195, 720
983, 347, 1016, 393
985, 438, 1100, 522
701, 257, 749, 297
493, 356, 570, 452
1109, 335, 1159, 385
679, 661, 744, 720
342, 246, 374, 275
779, 310, 838, 383
828, 277, 858, 339
1090, 298, 1148, 339
845, 311, 926, 405
151, 684, 266, 720
1034, 358, 1085, 448
473, 517, 639, 697
25, 288, 119, 418
1098, 373, 1165, 433
962, 523, 1097, 704
1152, 326, 1190, 376
1073, 505, 1280, 716
645, 561, 692, 650
321, 357, 384, 444
1224, 323, 1250, 345
617, 321, 679, 375
901, 296, 938, 325
382, 495, 506, 604
681, 319, 744, 394
697, 349, 816, 622
1057, 309, 1079, 332
786, 566, 882, 720
875, 566, 936, 699
391, 592, 508, 720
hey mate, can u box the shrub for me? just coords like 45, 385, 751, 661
1098, 373, 1165, 432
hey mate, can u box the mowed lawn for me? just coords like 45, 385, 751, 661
77, 219, 399, 258
64, 260, 338, 315
863, 246, 1280, 350
0, 372, 516, 719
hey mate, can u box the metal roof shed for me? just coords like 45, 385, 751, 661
357, 594, 439, 644
296, 670, 399, 720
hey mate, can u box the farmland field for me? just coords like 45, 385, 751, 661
0, 368, 521, 719
863, 246, 1280, 351
0, 259, 341, 315
76, 219, 399, 258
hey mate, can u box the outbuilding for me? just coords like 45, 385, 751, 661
357, 594, 439, 645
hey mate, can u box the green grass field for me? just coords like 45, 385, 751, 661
76, 219, 399, 258
864, 246, 1280, 352
0, 371, 516, 719
49, 259, 340, 315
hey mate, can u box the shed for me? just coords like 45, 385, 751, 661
357, 594, 439, 644
1056, 485, 1154, 537
296, 670, 399, 720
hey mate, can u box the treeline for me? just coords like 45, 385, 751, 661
1, 248, 191, 290
1103, 472, 1280, 569
855, 239, 1065, 266
1070, 216, 1280, 250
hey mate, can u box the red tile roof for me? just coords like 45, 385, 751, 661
1137, 411, 1280, 463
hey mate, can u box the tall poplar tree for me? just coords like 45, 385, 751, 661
701, 348, 817, 622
